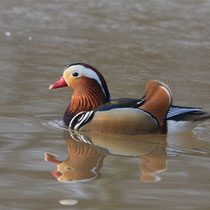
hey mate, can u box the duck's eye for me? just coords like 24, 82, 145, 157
72, 72, 79, 77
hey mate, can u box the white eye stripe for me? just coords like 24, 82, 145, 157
65, 65, 107, 97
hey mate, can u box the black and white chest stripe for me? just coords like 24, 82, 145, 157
69, 111, 95, 130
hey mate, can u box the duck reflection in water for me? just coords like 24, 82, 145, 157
45, 130, 169, 182
45, 131, 107, 182
140, 146, 167, 182
88, 131, 168, 182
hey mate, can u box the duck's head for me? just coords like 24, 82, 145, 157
49, 63, 111, 125
49, 63, 110, 100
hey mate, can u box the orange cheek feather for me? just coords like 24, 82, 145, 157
65, 77, 87, 90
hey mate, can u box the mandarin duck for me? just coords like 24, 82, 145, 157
49, 63, 210, 134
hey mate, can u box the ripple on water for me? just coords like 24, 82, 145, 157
42, 120, 68, 131
33, 113, 68, 131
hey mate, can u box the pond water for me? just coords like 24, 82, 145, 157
0, 0, 210, 209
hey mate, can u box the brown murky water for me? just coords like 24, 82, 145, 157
1, 0, 210, 209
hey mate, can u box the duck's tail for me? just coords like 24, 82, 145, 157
166, 105, 210, 122
166, 106, 210, 133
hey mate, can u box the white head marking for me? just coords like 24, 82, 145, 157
64, 65, 107, 97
